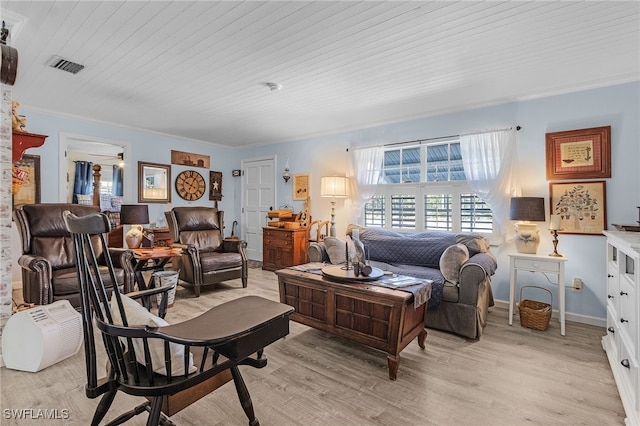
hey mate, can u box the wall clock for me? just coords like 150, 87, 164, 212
175, 170, 206, 201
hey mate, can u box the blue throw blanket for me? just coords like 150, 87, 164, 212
359, 229, 458, 310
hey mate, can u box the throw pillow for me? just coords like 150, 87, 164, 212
110, 292, 196, 376
455, 233, 490, 255
323, 237, 354, 265
439, 243, 469, 283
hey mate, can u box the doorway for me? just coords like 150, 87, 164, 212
241, 156, 276, 261
59, 133, 130, 204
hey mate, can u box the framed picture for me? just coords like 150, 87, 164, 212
293, 174, 309, 201
138, 161, 171, 203
12, 154, 41, 210
545, 126, 611, 180
170, 149, 210, 169
209, 171, 222, 201
549, 180, 607, 235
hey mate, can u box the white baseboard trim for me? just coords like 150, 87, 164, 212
493, 299, 606, 328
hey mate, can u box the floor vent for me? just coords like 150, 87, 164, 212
48, 55, 85, 74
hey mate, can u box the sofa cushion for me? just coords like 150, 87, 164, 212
455, 233, 490, 255
323, 237, 354, 264
439, 243, 469, 284
110, 293, 195, 377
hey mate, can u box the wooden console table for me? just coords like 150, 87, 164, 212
276, 268, 428, 380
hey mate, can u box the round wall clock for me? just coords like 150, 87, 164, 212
175, 170, 206, 201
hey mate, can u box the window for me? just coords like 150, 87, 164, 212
363, 140, 495, 236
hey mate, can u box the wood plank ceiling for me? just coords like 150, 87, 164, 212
2, 1, 639, 147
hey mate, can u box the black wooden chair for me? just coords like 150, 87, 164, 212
64, 211, 294, 426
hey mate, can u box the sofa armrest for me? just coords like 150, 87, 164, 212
457, 252, 497, 306
308, 242, 330, 263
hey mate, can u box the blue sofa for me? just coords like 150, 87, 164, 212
308, 225, 498, 339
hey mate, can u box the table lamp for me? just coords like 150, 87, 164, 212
120, 204, 149, 248
320, 176, 349, 237
549, 214, 563, 257
510, 197, 545, 254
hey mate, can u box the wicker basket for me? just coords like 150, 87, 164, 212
518, 286, 552, 331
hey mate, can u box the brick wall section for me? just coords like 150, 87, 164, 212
0, 84, 13, 366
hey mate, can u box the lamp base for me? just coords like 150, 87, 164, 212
125, 225, 144, 249
514, 223, 540, 254
548, 230, 563, 257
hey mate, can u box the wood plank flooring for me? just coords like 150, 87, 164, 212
2, 268, 626, 425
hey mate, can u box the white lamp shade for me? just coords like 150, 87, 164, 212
320, 176, 349, 198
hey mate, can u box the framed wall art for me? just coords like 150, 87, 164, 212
545, 126, 611, 180
138, 161, 171, 203
171, 149, 210, 169
293, 174, 309, 201
549, 180, 607, 235
12, 154, 41, 210
209, 171, 222, 201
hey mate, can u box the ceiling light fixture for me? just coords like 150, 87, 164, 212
264, 82, 282, 91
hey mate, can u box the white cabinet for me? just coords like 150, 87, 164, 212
603, 231, 640, 426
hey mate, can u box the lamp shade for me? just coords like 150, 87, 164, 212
320, 176, 349, 198
510, 197, 545, 222
120, 204, 149, 225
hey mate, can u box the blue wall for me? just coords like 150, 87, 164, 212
13, 81, 640, 323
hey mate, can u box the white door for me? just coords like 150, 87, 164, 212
241, 157, 276, 261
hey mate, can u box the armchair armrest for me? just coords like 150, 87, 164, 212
223, 238, 247, 253
154, 296, 294, 359
105, 248, 136, 293
127, 286, 175, 319
458, 252, 497, 306
17, 254, 53, 305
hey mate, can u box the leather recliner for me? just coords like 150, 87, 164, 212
14, 203, 135, 308
165, 206, 247, 297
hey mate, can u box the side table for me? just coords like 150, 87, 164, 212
131, 247, 181, 291
508, 253, 568, 336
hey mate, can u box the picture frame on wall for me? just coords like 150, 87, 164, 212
293, 174, 309, 201
170, 149, 210, 169
549, 180, 607, 235
209, 171, 222, 201
12, 154, 41, 210
545, 126, 611, 180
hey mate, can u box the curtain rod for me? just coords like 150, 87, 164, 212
383, 125, 521, 148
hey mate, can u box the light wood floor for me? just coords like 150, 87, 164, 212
2, 268, 626, 425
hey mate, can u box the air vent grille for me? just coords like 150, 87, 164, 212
48, 55, 85, 74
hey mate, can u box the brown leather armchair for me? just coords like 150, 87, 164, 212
13, 203, 135, 308
165, 206, 248, 297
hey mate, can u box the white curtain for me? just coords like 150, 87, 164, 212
349, 146, 384, 222
460, 128, 521, 240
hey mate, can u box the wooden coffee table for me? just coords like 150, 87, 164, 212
276, 268, 429, 380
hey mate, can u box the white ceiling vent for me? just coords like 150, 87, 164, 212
48, 55, 85, 74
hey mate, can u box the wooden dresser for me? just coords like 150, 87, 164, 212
262, 227, 309, 271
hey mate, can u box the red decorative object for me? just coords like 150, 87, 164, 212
12, 131, 47, 163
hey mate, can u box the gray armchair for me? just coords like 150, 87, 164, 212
13, 203, 135, 308
165, 206, 248, 297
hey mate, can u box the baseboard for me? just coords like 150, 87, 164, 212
493, 299, 606, 328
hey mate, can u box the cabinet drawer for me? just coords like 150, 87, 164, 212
514, 258, 560, 273
263, 230, 292, 240
619, 277, 637, 357
264, 237, 292, 248
618, 340, 639, 411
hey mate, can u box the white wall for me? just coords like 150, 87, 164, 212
11, 81, 639, 323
